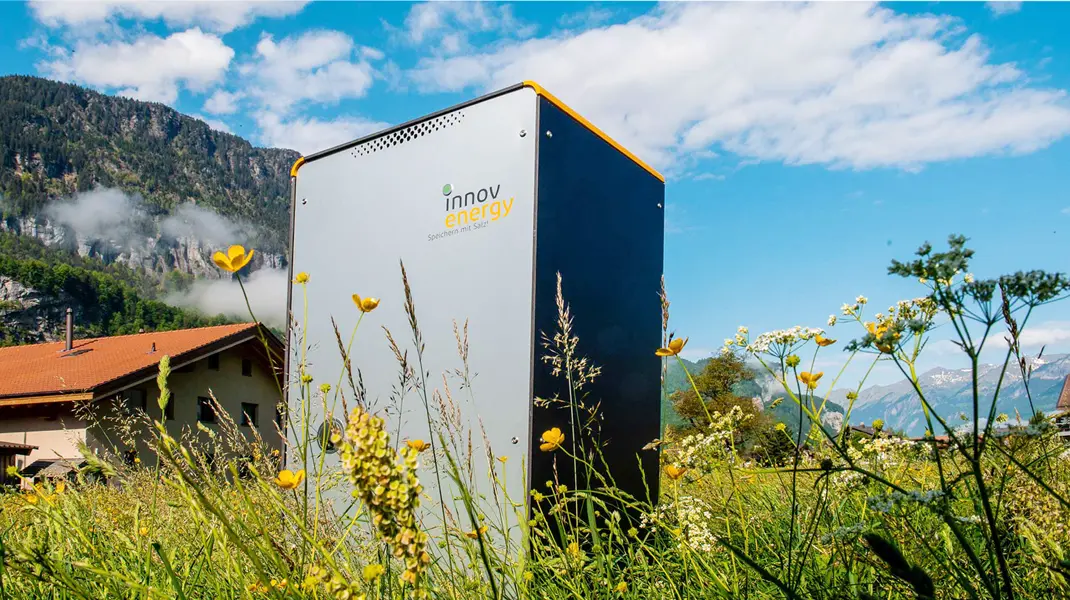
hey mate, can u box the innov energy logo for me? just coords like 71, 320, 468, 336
442, 183, 514, 229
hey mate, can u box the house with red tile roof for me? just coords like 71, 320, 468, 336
0, 314, 285, 479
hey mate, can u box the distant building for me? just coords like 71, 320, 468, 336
1055, 374, 1070, 439
0, 316, 285, 482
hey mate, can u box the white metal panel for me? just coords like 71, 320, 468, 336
288, 87, 538, 547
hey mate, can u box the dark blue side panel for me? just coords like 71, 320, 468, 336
530, 97, 664, 520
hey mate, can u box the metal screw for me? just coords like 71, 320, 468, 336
519, 130, 527, 137
657, 203, 663, 208
301, 198, 307, 205
511, 437, 519, 444
545, 130, 552, 138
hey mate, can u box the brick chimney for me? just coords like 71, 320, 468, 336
64, 307, 73, 352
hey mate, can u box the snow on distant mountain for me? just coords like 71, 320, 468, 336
829, 354, 1070, 436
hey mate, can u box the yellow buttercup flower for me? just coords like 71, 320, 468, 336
212, 245, 255, 273
352, 294, 380, 313
275, 469, 305, 490
655, 336, 687, 357
363, 564, 385, 581
665, 464, 687, 480
497, 455, 508, 464
466, 525, 488, 539
615, 581, 628, 593
815, 335, 836, 347
25, 494, 38, 505
139, 526, 149, 537
294, 272, 309, 284
539, 427, 565, 452
798, 372, 824, 390
55, 481, 66, 494
407, 439, 431, 453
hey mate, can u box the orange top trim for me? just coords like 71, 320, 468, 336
522, 81, 664, 183
290, 156, 306, 178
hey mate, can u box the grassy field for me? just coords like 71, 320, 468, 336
2, 235, 1069, 599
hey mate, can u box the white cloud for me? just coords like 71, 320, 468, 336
238, 30, 387, 152
400, 2, 533, 55
29, 0, 309, 33
407, 2, 1070, 173
987, 2, 1022, 16
256, 112, 388, 154
40, 28, 233, 103
693, 173, 725, 182
1062, 207, 1070, 215
203, 90, 242, 115
557, 7, 615, 30
165, 268, 288, 328
243, 30, 379, 113
1018, 322, 1070, 349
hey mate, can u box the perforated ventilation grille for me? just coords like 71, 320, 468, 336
351, 110, 465, 157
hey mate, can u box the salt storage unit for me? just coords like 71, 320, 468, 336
286, 81, 665, 548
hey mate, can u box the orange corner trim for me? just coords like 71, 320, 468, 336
522, 81, 664, 183
290, 156, 306, 178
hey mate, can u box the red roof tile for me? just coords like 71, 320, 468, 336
0, 323, 266, 399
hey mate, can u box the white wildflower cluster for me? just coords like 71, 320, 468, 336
728, 325, 824, 355
819, 522, 865, 544
867, 489, 944, 514
830, 470, 867, 493
855, 436, 918, 467
827, 315, 837, 327
641, 495, 717, 553
887, 297, 937, 322
672, 406, 749, 470
840, 295, 870, 317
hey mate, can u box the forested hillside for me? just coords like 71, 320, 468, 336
0, 75, 296, 245
0, 76, 299, 342
0, 231, 225, 345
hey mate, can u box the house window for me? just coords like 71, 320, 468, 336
175, 362, 195, 374
208, 354, 220, 371
165, 396, 175, 421
123, 389, 146, 416
197, 396, 216, 424
241, 359, 252, 377
241, 402, 259, 428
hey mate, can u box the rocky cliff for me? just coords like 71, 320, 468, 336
0, 75, 297, 342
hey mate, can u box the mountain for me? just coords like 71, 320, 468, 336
0, 75, 294, 274
0, 75, 299, 342
828, 354, 1070, 436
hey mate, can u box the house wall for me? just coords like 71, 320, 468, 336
0, 405, 88, 467
87, 342, 285, 467
1, 341, 284, 472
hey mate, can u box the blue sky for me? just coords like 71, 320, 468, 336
2, 1, 1069, 390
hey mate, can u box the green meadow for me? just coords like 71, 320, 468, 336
3, 235, 1069, 599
